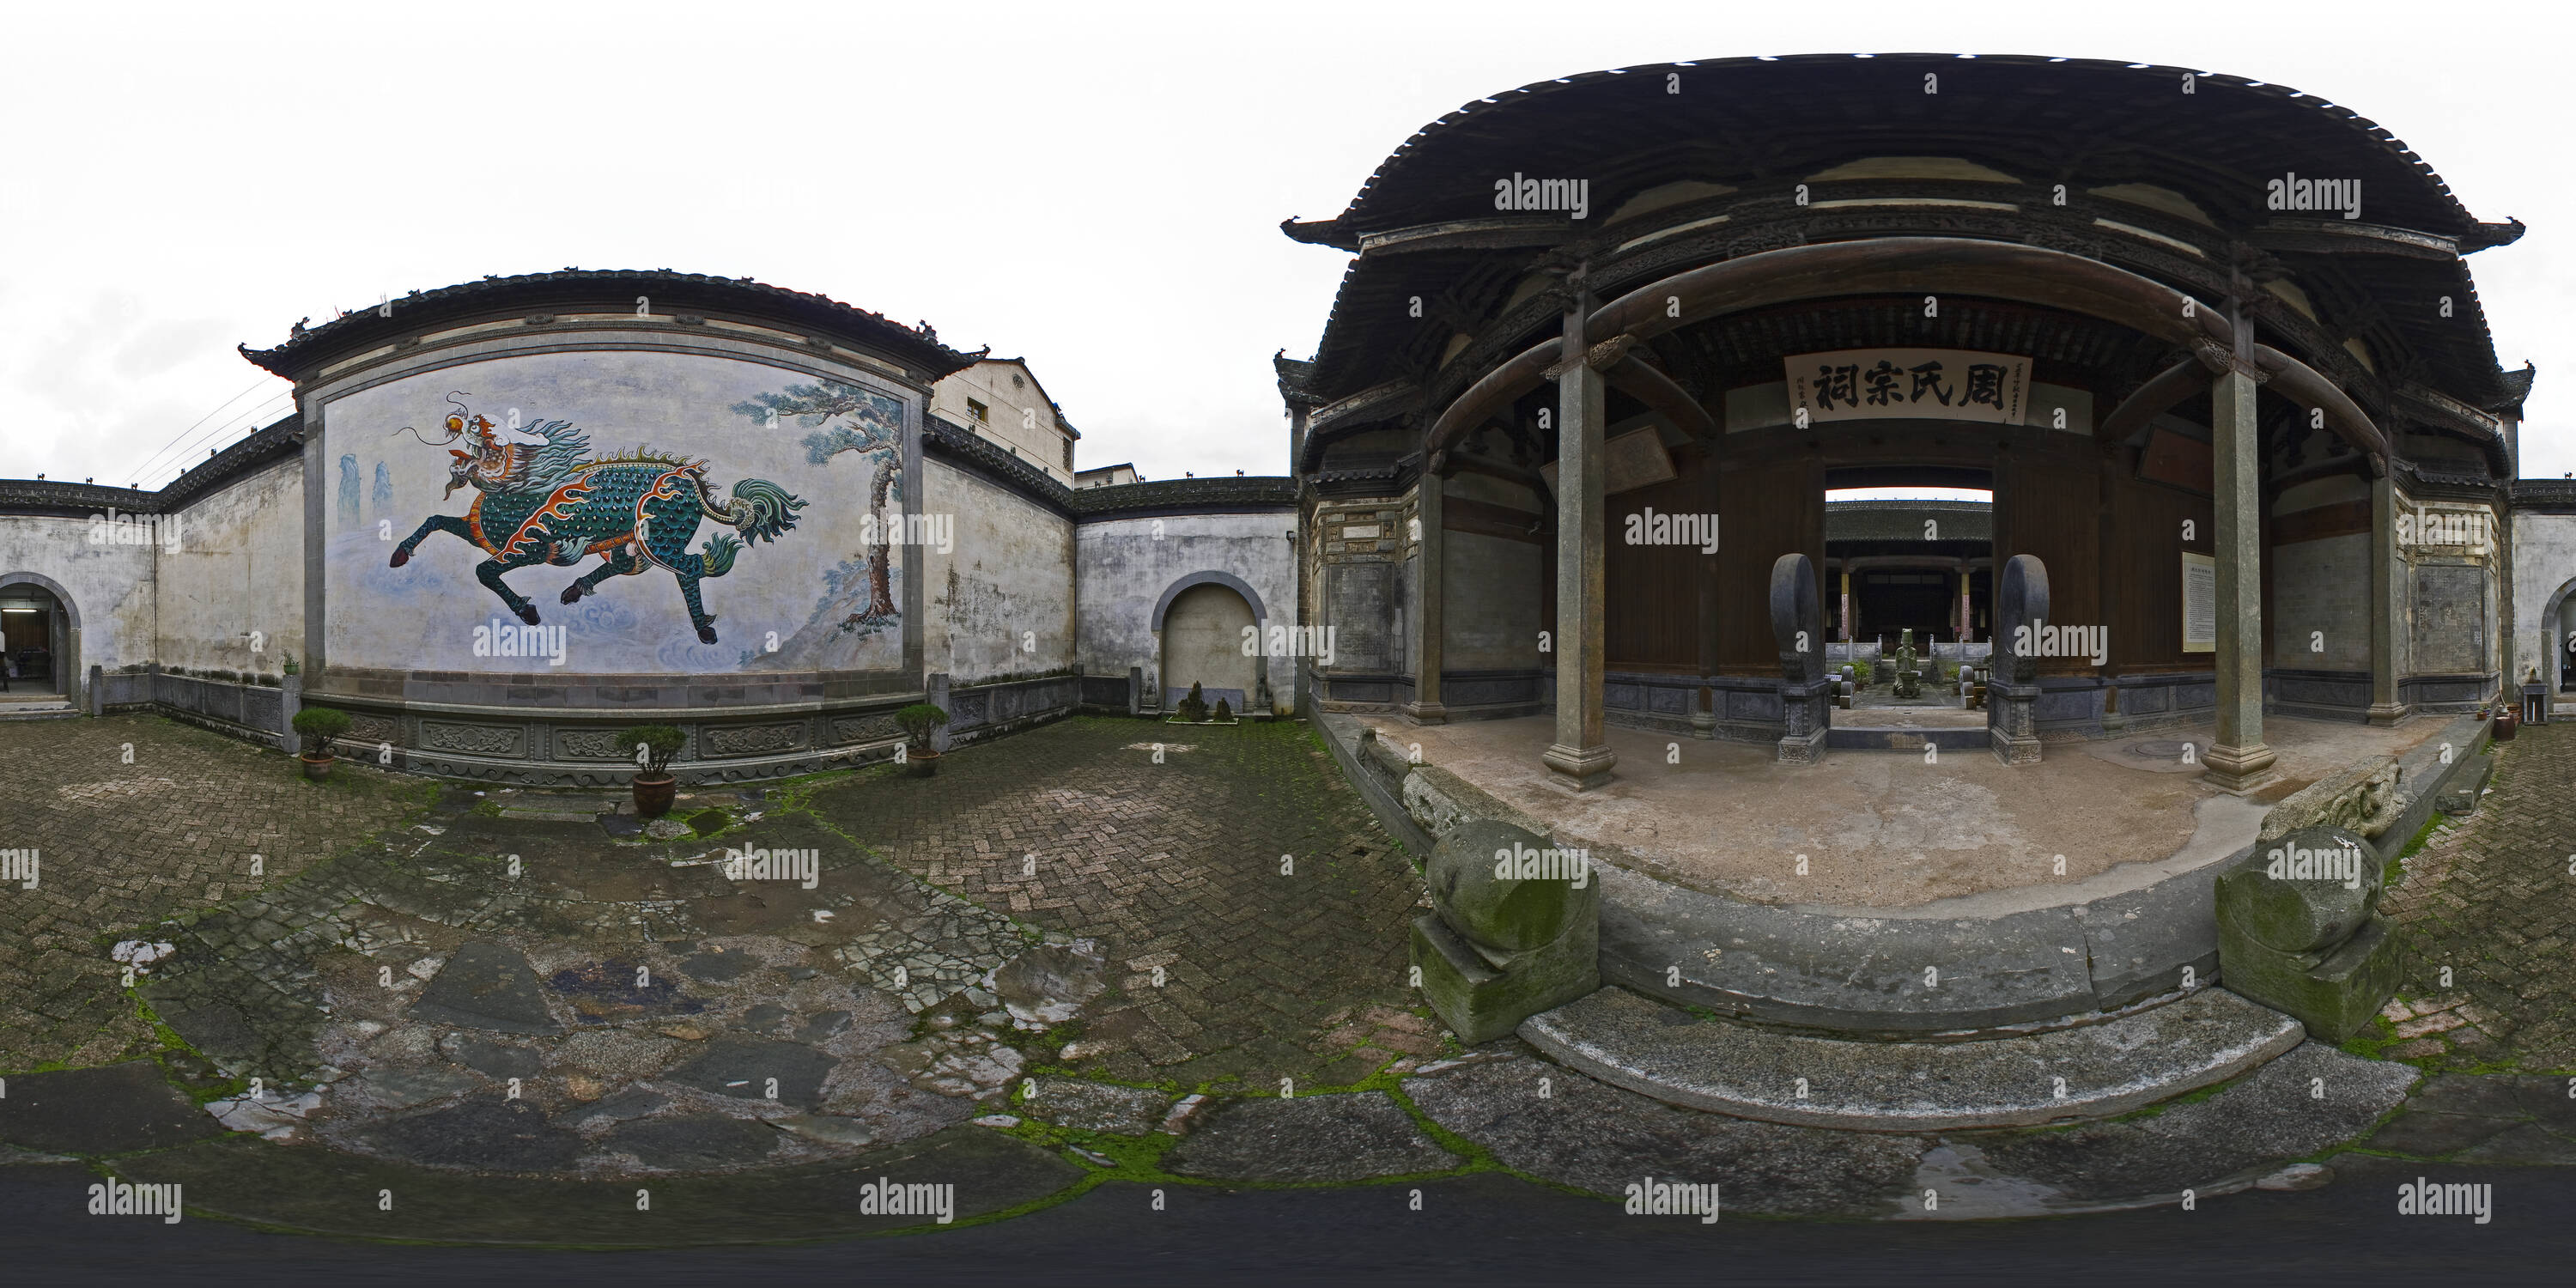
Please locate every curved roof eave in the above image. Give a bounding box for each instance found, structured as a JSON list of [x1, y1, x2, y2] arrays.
[[1326, 54, 2486, 240], [240, 269, 987, 385]]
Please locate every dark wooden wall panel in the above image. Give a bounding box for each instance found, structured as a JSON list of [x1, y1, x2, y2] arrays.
[[1606, 459, 1703, 671], [1996, 451, 2102, 677], [2105, 472, 2213, 671], [1715, 456, 1823, 672]]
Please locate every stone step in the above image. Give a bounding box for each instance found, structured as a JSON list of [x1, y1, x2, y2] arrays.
[[1520, 984, 2304, 1133], [1827, 725, 1989, 750], [0, 700, 74, 719]]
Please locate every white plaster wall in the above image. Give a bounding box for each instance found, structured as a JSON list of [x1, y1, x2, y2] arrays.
[[920, 459, 1076, 685], [0, 512, 156, 676], [1075, 510, 1297, 711], [930, 361, 1075, 484], [2511, 509, 2576, 686], [155, 461, 304, 677]]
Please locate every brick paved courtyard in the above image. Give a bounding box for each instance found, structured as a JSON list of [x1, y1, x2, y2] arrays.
[[0, 714, 428, 1071], [808, 717, 1436, 1091], [2379, 719, 2576, 1072], [0, 712, 1433, 1103]]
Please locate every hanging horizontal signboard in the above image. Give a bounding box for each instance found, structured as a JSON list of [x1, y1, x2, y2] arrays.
[[1786, 349, 2030, 425]]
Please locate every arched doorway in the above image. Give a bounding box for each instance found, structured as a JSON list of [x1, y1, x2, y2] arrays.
[[0, 574, 77, 705], [2542, 574, 2576, 702], [1153, 573, 1266, 714]]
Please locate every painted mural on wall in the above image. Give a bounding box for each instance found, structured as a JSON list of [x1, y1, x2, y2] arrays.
[[731, 379, 907, 671], [388, 403, 807, 645], [324, 350, 909, 675]]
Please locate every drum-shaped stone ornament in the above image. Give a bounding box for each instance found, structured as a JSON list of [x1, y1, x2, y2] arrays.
[[1426, 819, 1586, 954], [2218, 824, 2382, 955]]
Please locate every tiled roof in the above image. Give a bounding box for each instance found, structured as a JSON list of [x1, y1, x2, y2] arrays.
[[240, 269, 985, 383], [0, 414, 302, 517]]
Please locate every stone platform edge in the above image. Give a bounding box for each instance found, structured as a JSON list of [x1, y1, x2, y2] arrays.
[[1316, 710, 2494, 1036]]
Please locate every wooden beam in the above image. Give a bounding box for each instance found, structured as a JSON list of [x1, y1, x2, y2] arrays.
[[2253, 343, 2391, 463], [1425, 235, 2389, 475], [1611, 354, 1719, 440], [2099, 359, 2214, 445]]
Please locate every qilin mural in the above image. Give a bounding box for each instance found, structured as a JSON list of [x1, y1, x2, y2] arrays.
[[388, 396, 807, 644]]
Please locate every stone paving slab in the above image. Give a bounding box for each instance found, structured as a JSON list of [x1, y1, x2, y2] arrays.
[[664, 1038, 837, 1111], [599, 1114, 780, 1170], [0, 1060, 225, 1156], [113, 1122, 1083, 1245], [1161, 1092, 1463, 1182], [1021, 1078, 1170, 1136], [1957, 1042, 2416, 1207], [410, 942, 562, 1035], [2359, 1072, 2576, 1164], [358, 1099, 586, 1172], [1403, 1051, 1921, 1217], [1521, 985, 2304, 1131]]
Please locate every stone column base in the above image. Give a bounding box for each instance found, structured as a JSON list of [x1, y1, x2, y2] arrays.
[[2200, 742, 2279, 794], [1401, 701, 1450, 726], [1542, 742, 1617, 792], [2365, 702, 2409, 727], [1776, 726, 1827, 765], [1990, 726, 2043, 765]]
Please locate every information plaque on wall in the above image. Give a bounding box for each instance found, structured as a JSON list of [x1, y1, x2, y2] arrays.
[[2182, 552, 2216, 653]]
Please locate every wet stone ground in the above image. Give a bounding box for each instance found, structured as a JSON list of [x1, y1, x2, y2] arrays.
[[7, 712, 2561, 1239], [11, 714, 1441, 1188], [133, 774, 1091, 1178]]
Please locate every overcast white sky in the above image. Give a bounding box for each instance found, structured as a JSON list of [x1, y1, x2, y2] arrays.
[[4, 0, 2571, 490]]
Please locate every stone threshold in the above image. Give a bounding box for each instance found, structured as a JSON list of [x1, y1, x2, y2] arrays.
[[1520, 984, 2303, 1132]]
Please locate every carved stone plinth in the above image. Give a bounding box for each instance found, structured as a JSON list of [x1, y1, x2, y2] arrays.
[[1411, 819, 1600, 1044], [1542, 742, 1617, 792], [2200, 742, 2280, 795], [1988, 681, 2043, 764]]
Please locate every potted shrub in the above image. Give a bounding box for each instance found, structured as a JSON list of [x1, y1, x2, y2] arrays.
[[291, 707, 351, 781], [618, 725, 685, 817], [895, 702, 949, 777]]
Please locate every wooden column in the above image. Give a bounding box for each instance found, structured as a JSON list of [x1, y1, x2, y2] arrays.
[[1404, 461, 1448, 725], [2202, 283, 2278, 792], [1543, 283, 1616, 791], [1695, 450, 1722, 738]]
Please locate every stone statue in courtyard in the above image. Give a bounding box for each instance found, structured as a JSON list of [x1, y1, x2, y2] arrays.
[[1892, 629, 1923, 699]]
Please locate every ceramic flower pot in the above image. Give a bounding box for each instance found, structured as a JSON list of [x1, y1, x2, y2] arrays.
[[633, 774, 677, 818]]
